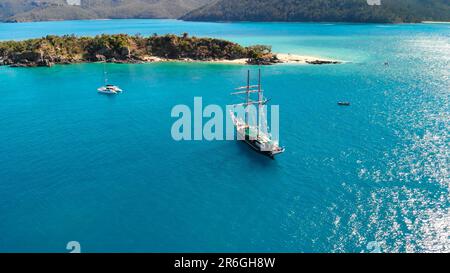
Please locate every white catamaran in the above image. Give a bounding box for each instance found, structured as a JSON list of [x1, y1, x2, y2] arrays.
[[230, 69, 285, 159], [97, 71, 123, 94]]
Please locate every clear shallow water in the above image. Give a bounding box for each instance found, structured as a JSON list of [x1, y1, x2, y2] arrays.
[[0, 20, 449, 253]]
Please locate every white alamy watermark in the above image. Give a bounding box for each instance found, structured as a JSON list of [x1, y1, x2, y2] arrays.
[[361, 241, 383, 253], [171, 97, 280, 145], [66, 241, 81, 253], [66, 0, 81, 5], [367, 0, 381, 6]]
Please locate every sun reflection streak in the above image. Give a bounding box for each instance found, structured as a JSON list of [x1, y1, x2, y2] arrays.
[[330, 35, 450, 253]]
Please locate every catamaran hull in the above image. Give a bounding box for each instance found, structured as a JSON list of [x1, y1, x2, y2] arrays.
[[97, 90, 117, 94]]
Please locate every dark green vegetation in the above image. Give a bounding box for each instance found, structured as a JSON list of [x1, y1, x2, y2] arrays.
[[182, 0, 450, 23], [0, 33, 278, 67], [1, 0, 448, 23], [0, 0, 211, 22]]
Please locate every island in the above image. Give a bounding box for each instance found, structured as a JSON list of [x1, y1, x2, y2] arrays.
[[0, 33, 341, 67]]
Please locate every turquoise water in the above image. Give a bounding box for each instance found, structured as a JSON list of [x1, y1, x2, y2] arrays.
[[0, 20, 449, 253]]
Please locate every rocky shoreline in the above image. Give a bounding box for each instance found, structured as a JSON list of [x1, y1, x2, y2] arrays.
[[0, 34, 341, 68], [0, 53, 341, 67]]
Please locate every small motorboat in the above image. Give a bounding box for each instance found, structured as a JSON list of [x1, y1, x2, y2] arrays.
[[98, 84, 123, 94], [337, 102, 351, 106]]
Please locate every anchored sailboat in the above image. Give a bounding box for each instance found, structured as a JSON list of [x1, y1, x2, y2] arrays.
[[230, 69, 285, 159], [97, 71, 123, 94]]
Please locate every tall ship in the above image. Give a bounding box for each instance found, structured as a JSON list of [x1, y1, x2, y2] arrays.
[[230, 69, 285, 159]]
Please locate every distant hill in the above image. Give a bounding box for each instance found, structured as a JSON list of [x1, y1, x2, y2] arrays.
[[0, 1, 98, 22], [0, 0, 212, 22], [2, 0, 449, 23], [79, 0, 212, 19], [181, 0, 450, 23]]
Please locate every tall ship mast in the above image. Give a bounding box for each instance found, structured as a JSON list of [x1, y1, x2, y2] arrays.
[[230, 69, 285, 159]]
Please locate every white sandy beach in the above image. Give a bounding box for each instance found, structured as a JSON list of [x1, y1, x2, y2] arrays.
[[275, 53, 341, 64], [422, 21, 450, 24], [140, 53, 341, 65]]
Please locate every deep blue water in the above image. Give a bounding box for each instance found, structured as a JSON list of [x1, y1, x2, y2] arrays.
[[0, 20, 449, 253]]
